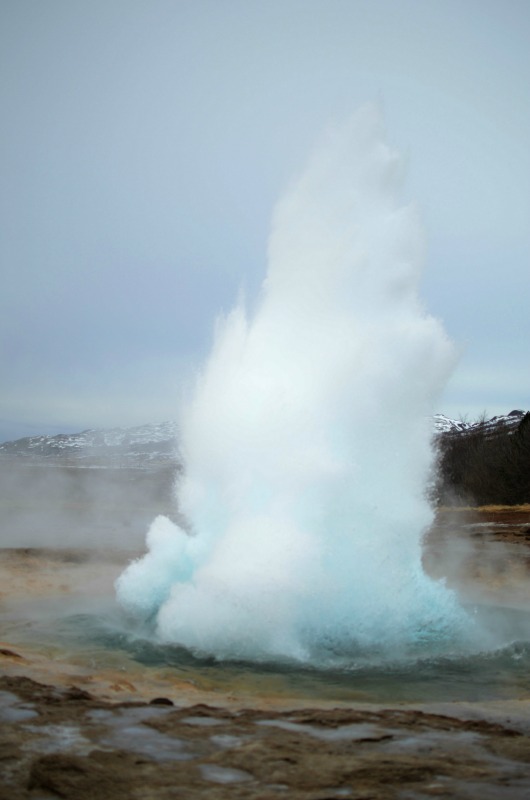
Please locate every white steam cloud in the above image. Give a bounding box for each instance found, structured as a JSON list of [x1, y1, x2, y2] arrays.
[[116, 106, 469, 663]]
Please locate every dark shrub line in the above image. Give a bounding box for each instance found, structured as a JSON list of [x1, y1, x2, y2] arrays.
[[433, 412, 530, 506]]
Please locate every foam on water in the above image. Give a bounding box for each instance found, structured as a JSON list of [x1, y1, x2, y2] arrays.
[[116, 105, 469, 663]]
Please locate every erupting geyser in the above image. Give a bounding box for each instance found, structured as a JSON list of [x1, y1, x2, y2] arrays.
[[117, 105, 468, 663]]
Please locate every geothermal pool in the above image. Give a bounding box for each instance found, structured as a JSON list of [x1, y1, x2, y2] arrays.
[[2, 509, 530, 707]]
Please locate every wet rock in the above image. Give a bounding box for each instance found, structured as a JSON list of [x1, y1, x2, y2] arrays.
[[0, 675, 529, 798]]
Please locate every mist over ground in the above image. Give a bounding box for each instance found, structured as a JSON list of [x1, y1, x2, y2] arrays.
[[0, 460, 177, 550]]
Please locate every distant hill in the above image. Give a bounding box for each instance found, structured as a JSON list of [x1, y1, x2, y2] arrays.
[[434, 410, 530, 506], [1, 411, 528, 506], [1, 412, 527, 466], [432, 409, 526, 437], [0, 421, 179, 469]]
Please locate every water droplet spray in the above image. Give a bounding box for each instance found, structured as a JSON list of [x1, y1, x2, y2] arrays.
[[117, 105, 468, 664]]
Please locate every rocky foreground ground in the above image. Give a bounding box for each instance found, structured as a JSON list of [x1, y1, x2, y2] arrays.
[[2, 672, 530, 800], [1, 506, 530, 798]]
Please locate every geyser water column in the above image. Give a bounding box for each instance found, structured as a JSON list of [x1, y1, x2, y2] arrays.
[[117, 105, 468, 663]]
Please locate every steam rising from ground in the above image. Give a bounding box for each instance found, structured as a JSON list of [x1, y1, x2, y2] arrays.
[[117, 106, 469, 663]]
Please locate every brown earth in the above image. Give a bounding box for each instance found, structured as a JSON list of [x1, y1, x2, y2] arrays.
[[2, 673, 530, 800], [424, 505, 530, 609]]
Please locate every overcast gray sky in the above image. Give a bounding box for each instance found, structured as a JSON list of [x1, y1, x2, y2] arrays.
[[1, 0, 528, 441]]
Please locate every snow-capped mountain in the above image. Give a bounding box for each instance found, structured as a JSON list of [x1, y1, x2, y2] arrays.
[[433, 410, 526, 437], [0, 421, 179, 468], [0, 411, 527, 468], [432, 414, 471, 434]]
